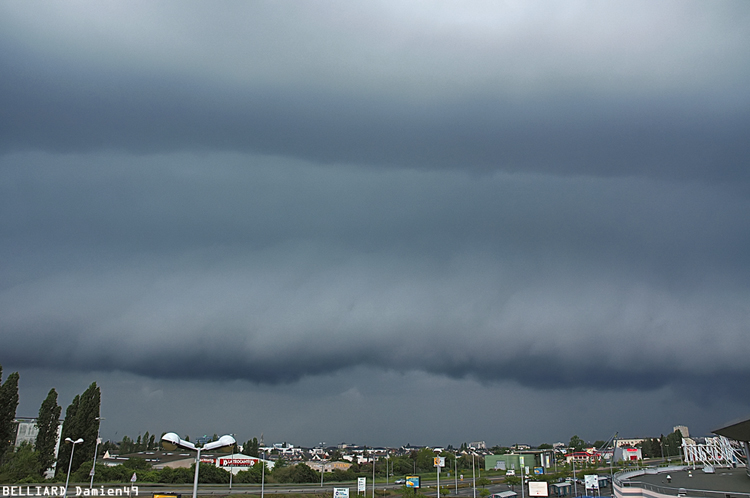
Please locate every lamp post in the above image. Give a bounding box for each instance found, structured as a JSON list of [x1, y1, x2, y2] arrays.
[[162, 432, 236, 498], [90, 417, 104, 489], [471, 449, 476, 498], [64, 437, 84, 497], [261, 448, 266, 498], [229, 434, 236, 490], [434, 449, 442, 498], [319, 443, 326, 488], [454, 454, 458, 496]]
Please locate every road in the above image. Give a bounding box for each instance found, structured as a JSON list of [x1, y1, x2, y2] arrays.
[[122, 476, 512, 497], [32, 476, 515, 497]]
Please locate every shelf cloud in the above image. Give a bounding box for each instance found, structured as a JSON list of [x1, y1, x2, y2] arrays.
[[1, 0, 749, 445]]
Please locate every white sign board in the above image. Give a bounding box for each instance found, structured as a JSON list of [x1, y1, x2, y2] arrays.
[[528, 482, 548, 497], [433, 457, 445, 467], [334, 488, 350, 498], [358, 477, 366, 492], [218, 457, 260, 467], [585, 475, 599, 490]]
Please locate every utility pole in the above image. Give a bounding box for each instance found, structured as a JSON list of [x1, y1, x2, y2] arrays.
[[89, 417, 104, 488]]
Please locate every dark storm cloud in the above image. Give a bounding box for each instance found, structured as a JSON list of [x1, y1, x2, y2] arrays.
[[2, 155, 749, 396], [1, 52, 748, 183], [2, 1, 750, 443], [1, 2, 749, 182]]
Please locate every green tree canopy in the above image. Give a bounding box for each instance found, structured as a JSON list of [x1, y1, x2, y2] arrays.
[[234, 461, 264, 483], [56, 394, 80, 477], [244, 437, 259, 457], [35, 388, 62, 476], [56, 382, 101, 477], [568, 435, 585, 452], [273, 463, 319, 483], [196, 462, 230, 484], [663, 431, 683, 458], [0, 443, 40, 484], [0, 370, 21, 463]]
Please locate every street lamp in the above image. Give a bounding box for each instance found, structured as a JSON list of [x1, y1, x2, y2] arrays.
[[454, 454, 458, 496], [261, 447, 266, 498], [470, 448, 476, 498], [228, 434, 236, 490], [90, 417, 104, 489], [64, 437, 84, 497], [161, 432, 236, 498]]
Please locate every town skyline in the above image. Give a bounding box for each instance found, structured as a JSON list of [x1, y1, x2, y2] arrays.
[[2, 1, 749, 452]]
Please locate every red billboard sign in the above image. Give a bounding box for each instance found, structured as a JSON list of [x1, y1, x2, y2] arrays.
[[218, 457, 260, 467]]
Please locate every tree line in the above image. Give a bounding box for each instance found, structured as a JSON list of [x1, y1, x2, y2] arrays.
[[0, 364, 101, 483], [638, 431, 684, 459]]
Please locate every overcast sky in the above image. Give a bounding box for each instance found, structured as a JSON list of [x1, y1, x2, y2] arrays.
[[2, 1, 749, 448]]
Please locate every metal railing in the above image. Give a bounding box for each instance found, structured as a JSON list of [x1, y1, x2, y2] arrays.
[[613, 467, 750, 498]]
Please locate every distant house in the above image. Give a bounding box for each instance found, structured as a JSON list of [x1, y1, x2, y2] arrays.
[[614, 447, 642, 462], [564, 451, 600, 465], [307, 461, 353, 473], [615, 438, 646, 448]]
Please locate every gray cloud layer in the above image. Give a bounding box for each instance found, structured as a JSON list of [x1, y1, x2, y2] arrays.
[[1, 1, 749, 442], [2, 154, 748, 398], [1, 2, 749, 181]]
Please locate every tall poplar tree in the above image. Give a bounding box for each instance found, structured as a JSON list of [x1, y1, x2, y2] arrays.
[[55, 394, 80, 477], [55, 383, 101, 477], [0, 368, 21, 463], [74, 383, 101, 472], [35, 388, 62, 476]]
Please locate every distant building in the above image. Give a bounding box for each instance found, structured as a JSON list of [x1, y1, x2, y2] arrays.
[[564, 451, 600, 465], [307, 461, 353, 473], [615, 438, 646, 448], [469, 441, 486, 450], [13, 417, 62, 479], [613, 447, 642, 462], [712, 416, 750, 478], [486, 453, 538, 471], [673, 425, 689, 438], [14, 418, 40, 447]]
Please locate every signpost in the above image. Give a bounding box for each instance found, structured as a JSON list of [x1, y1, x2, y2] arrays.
[[528, 482, 548, 497], [434, 456, 445, 498], [334, 488, 350, 498], [585, 474, 600, 496], [406, 476, 420, 489]]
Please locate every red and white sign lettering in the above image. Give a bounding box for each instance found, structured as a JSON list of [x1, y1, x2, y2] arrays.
[[218, 458, 260, 467]]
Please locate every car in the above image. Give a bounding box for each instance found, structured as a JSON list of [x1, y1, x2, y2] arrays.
[[394, 479, 406, 485], [506, 470, 516, 476]]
